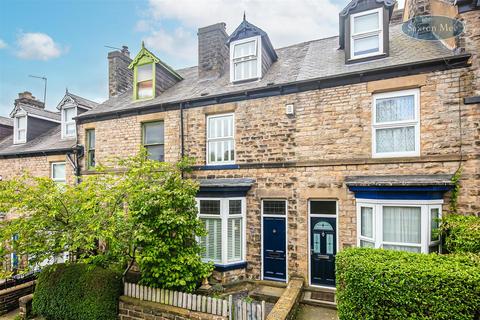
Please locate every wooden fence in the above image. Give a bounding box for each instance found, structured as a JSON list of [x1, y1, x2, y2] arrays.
[[124, 282, 266, 320]]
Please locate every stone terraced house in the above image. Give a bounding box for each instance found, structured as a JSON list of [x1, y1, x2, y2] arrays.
[[0, 0, 479, 298]]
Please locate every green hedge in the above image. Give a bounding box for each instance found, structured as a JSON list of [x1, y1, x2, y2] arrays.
[[336, 248, 480, 320], [32, 263, 122, 320], [442, 214, 480, 254]]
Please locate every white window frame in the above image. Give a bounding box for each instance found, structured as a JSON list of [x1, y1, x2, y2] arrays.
[[51, 162, 66, 184], [372, 89, 420, 158], [196, 197, 246, 266], [350, 7, 384, 60], [230, 36, 262, 83], [356, 199, 443, 254], [14, 115, 27, 144], [206, 113, 235, 165], [61, 106, 77, 139]]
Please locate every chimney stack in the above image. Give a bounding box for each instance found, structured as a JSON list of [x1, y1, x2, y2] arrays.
[[404, 0, 431, 21], [198, 23, 229, 79], [14, 91, 44, 109], [108, 45, 133, 97]]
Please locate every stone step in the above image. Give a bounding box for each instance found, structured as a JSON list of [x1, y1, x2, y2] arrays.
[[301, 289, 337, 310], [250, 284, 286, 303]]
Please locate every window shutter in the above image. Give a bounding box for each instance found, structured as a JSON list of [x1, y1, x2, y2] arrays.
[[228, 218, 242, 261], [201, 218, 222, 262]]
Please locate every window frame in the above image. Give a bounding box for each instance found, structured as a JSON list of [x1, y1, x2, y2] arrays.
[[230, 36, 262, 83], [61, 106, 77, 139], [206, 113, 235, 166], [356, 199, 442, 253], [135, 62, 155, 100], [142, 121, 165, 162], [86, 129, 95, 169], [196, 197, 246, 266], [51, 162, 66, 184], [14, 115, 27, 144], [349, 7, 384, 60], [372, 88, 421, 158]]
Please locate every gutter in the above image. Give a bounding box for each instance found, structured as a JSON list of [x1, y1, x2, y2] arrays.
[[75, 54, 472, 124], [0, 147, 75, 159]]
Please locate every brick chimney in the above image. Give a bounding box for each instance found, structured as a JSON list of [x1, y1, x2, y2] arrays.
[[198, 23, 229, 79], [14, 91, 44, 109], [108, 46, 133, 97]]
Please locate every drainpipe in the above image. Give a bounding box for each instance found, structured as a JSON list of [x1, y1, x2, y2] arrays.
[[180, 102, 186, 179]]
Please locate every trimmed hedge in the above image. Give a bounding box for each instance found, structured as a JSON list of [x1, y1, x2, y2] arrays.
[[442, 214, 480, 254], [336, 248, 480, 320], [32, 263, 122, 320]]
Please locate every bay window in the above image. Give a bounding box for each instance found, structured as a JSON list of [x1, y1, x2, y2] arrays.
[[357, 200, 442, 253], [207, 114, 235, 165], [197, 198, 245, 265], [350, 8, 383, 59], [230, 36, 261, 82], [14, 115, 27, 144], [372, 89, 420, 158]]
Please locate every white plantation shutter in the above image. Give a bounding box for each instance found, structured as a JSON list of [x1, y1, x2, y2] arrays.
[[207, 114, 235, 164], [227, 218, 242, 261], [200, 218, 222, 262]]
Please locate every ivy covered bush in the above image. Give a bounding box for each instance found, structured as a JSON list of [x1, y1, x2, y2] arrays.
[[441, 214, 480, 254], [32, 263, 122, 320], [336, 248, 480, 320]]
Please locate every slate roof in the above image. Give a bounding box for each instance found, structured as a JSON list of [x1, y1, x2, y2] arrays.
[[0, 116, 13, 127], [0, 126, 75, 156], [16, 104, 61, 122], [78, 24, 457, 120], [345, 174, 454, 186], [67, 92, 99, 110]]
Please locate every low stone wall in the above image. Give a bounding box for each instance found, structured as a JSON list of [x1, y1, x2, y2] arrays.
[[119, 295, 228, 320], [266, 278, 303, 320], [19, 294, 33, 319], [0, 280, 35, 315]]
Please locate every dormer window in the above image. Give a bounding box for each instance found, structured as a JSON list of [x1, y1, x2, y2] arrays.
[[62, 107, 76, 138], [14, 115, 27, 144], [136, 63, 154, 99], [350, 8, 383, 60], [230, 36, 261, 82]]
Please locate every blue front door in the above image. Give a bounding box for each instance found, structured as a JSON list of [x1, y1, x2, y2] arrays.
[[310, 217, 337, 286], [263, 217, 286, 281]]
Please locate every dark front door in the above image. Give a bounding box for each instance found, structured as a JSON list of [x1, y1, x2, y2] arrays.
[[310, 217, 336, 286], [263, 217, 286, 281]]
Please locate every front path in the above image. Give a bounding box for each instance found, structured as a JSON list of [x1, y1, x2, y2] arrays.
[[295, 304, 338, 320]]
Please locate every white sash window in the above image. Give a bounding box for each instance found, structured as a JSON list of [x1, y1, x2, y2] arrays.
[[372, 89, 420, 158], [207, 114, 235, 165], [230, 36, 262, 82], [350, 8, 383, 59]]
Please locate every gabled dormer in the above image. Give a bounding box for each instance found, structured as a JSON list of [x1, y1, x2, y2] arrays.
[[339, 0, 396, 63], [9, 91, 60, 145], [226, 17, 278, 83], [128, 43, 183, 101], [57, 90, 99, 139]]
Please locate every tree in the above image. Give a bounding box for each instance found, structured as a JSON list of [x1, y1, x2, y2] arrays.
[[0, 151, 213, 291]]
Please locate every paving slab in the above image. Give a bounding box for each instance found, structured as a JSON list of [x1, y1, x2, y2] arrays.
[[295, 304, 338, 320]]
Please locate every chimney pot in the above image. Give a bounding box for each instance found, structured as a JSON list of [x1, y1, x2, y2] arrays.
[[15, 91, 44, 109], [121, 46, 130, 57]]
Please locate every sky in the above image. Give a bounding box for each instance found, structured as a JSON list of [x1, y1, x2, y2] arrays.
[[0, 0, 404, 117]]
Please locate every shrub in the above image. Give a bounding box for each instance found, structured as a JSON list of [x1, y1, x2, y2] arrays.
[[336, 248, 480, 320], [442, 214, 480, 254], [32, 263, 122, 320]]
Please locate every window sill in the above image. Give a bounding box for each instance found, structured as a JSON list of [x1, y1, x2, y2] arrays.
[[346, 53, 388, 64], [214, 261, 247, 272], [201, 164, 240, 170], [372, 152, 421, 159]]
